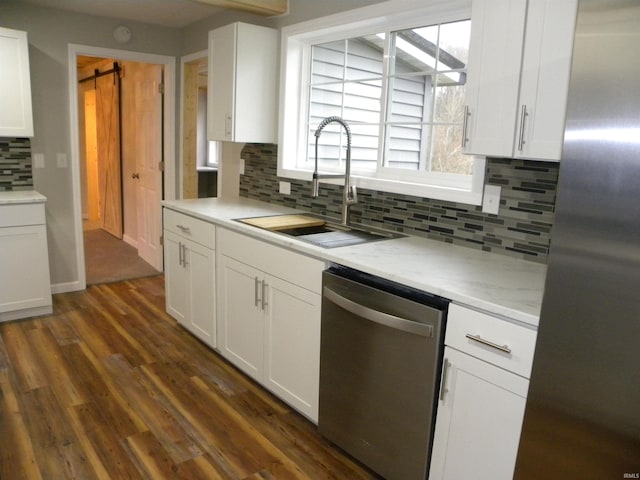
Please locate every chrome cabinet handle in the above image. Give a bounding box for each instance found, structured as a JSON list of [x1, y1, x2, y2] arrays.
[[465, 333, 512, 354], [461, 105, 470, 148], [176, 224, 191, 234], [181, 244, 188, 267], [323, 286, 433, 338], [254, 277, 261, 307], [439, 358, 451, 401], [225, 114, 232, 139], [178, 241, 183, 266], [261, 281, 268, 311], [518, 104, 528, 151]]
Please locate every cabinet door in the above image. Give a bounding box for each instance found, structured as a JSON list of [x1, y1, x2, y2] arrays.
[[208, 23, 235, 141], [164, 230, 188, 325], [264, 275, 321, 422], [0, 27, 33, 137], [217, 255, 264, 382], [0, 225, 51, 314], [515, 0, 577, 160], [184, 240, 216, 348], [207, 23, 277, 143], [463, 0, 527, 157], [429, 347, 529, 480]]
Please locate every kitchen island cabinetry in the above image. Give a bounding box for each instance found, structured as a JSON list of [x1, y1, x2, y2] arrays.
[[429, 304, 537, 479], [463, 0, 577, 160], [0, 27, 33, 137], [207, 22, 278, 143], [217, 228, 324, 422], [0, 195, 51, 322], [163, 208, 216, 347]]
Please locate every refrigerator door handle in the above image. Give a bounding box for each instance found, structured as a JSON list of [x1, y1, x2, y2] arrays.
[[465, 333, 512, 354]]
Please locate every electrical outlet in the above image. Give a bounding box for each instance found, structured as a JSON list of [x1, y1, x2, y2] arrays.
[[279, 181, 291, 195], [482, 185, 501, 215], [239, 158, 245, 175]]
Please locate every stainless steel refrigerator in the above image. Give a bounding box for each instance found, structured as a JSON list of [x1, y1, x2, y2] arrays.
[[514, 0, 640, 478]]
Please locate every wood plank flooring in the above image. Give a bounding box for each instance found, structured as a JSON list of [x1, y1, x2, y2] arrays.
[[0, 276, 380, 479]]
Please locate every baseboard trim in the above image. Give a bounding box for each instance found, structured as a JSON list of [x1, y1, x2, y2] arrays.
[[123, 234, 138, 249], [51, 280, 84, 294]]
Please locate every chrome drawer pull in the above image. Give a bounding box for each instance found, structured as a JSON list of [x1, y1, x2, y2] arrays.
[[465, 333, 512, 354], [176, 224, 191, 233]]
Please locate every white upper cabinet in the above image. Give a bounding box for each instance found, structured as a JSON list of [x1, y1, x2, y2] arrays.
[[207, 22, 278, 143], [0, 27, 34, 137], [463, 0, 577, 161]]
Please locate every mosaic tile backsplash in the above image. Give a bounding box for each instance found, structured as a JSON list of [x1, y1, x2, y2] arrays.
[[0, 138, 33, 191], [239, 144, 559, 264]]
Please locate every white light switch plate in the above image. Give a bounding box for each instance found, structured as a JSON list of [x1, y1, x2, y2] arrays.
[[33, 153, 45, 169], [239, 158, 245, 175], [56, 153, 68, 168], [482, 185, 501, 215]]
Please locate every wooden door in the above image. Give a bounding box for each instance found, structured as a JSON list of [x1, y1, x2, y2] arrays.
[[131, 63, 163, 271], [95, 72, 123, 238]]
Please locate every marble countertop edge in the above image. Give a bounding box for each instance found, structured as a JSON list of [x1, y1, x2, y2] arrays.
[[163, 197, 546, 327]]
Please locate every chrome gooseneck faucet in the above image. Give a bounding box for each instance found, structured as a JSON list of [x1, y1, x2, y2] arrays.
[[312, 116, 357, 226]]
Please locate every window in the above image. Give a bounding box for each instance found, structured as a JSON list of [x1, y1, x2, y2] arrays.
[[279, 0, 485, 205]]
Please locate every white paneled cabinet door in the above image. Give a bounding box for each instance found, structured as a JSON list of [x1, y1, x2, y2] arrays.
[[164, 230, 216, 347], [184, 240, 216, 347], [264, 275, 321, 421], [0, 225, 50, 315], [429, 347, 529, 480], [0, 27, 33, 137], [463, 0, 577, 161], [207, 22, 277, 143], [217, 255, 264, 382], [515, 0, 578, 160], [164, 231, 188, 325], [463, 0, 527, 157]]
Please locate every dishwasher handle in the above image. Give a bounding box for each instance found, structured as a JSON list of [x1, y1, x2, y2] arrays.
[[323, 286, 434, 338]]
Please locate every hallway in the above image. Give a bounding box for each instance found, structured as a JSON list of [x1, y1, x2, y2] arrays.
[[83, 221, 159, 285]]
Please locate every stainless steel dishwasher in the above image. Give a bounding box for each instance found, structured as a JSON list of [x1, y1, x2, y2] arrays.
[[319, 265, 448, 480]]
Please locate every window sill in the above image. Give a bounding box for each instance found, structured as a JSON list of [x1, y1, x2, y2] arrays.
[[277, 161, 485, 206]]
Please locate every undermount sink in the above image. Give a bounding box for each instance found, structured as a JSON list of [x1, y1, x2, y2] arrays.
[[235, 214, 403, 248]]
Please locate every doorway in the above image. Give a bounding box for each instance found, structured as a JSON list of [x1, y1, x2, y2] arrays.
[[67, 45, 176, 292], [180, 50, 219, 199], [76, 55, 165, 285]]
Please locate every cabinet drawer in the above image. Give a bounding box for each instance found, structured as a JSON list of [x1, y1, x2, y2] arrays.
[[218, 228, 325, 293], [0, 203, 45, 227], [164, 208, 215, 249], [446, 304, 537, 378]]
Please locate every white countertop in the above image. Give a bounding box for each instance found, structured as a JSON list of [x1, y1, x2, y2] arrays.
[[163, 197, 546, 327], [0, 190, 47, 205]]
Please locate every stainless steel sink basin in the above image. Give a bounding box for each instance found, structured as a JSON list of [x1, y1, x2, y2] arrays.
[[235, 215, 403, 248]]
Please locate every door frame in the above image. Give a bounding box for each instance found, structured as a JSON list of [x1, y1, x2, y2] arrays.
[[67, 44, 176, 291], [179, 49, 208, 199]]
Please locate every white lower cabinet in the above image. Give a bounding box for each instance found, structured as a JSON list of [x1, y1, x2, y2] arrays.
[[217, 228, 323, 422], [429, 347, 529, 480], [429, 304, 536, 480], [163, 208, 216, 347], [0, 200, 52, 322]]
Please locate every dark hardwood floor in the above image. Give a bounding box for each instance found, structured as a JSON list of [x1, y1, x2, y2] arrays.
[[0, 276, 380, 479]]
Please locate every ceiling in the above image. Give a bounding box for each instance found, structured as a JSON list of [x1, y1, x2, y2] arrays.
[[17, 0, 286, 28]]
